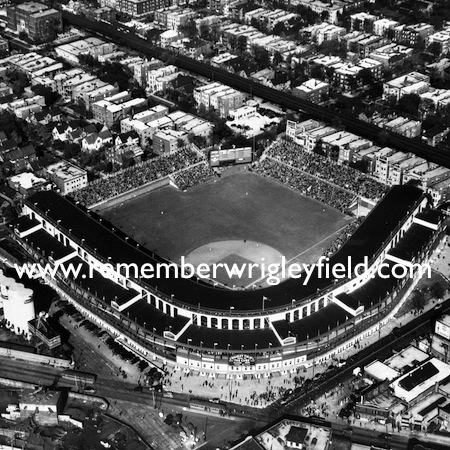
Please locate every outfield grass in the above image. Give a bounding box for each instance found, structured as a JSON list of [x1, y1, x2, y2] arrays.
[[100, 172, 351, 265]]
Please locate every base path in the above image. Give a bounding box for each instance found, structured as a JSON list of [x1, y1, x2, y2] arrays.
[[185, 240, 285, 288]]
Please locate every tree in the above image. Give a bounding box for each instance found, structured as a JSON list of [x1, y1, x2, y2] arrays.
[[359, 68, 373, 85], [310, 65, 324, 81], [397, 93, 421, 117], [320, 10, 329, 22], [363, 20, 373, 34], [146, 28, 162, 45], [6, 68, 30, 96], [63, 142, 81, 159], [227, 35, 237, 51], [347, 75, 358, 92], [325, 66, 335, 83], [31, 84, 60, 106], [348, 41, 358, 54], [273, 22, 287, 36], [352, 18, 362, 31], [272, 51, 283, 68], [427, 41, 442, 58], [1, 204, 17, 223], [429, 282, 446, 300], [236, 35, 247, 54], [419, 99, 436, 120], [411, 290, 426, 311], [18, 31, 29, 42], [177, 138, 186, 149], [253, 47, 270, 71], [178, 19, 198, 40]]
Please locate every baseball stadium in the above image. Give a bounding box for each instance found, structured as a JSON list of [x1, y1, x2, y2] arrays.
[[10, 171, 446, 375]]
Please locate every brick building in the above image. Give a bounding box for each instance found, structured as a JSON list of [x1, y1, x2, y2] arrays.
[[7, 2, 61, 43]]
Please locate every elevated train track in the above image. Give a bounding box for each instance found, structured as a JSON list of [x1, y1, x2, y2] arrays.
[[62, 11, 450, 169]]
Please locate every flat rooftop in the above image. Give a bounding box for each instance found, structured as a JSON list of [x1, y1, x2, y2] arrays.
[[385, 345, 429, 373], [391, 359, 450, 404], [364, 360, 399, 381]]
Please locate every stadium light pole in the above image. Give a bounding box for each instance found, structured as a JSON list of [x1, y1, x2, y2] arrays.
[[187, 338, 192, 369]]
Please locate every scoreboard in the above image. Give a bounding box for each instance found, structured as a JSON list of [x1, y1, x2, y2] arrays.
[[210, 147, 252, 167]]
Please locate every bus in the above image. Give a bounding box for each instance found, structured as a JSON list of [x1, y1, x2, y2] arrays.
[[61, 369, 97, 386]]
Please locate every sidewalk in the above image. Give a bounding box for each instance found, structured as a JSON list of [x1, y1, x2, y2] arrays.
[[289, 241, 450, 444]]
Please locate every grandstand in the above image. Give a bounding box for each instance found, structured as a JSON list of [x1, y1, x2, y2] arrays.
[[10, 183, 445, 374]]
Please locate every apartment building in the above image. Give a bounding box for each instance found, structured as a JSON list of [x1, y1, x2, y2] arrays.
[[61, 73, 97, 101], [350, 12, 377, 32], [403, 163, 450, 189], [72, 79, 108, 105], [44, 161, 87, 195], [338, 138, 373, 164], [346, 33, 387, 58], [146, 65, 179, 93], [116, 0, 166, 18], [153, 129, 188, 155], [422, 125, 450, 147], [300, 125, 337, 152], [286, 119, 322, 141], [154, 7, 196, 31], [332, 63, 362, 91], [384, 117, 421, 138], [292, 78, 329, 104], [92, 97, 147, 127], [315, 24, 346, 45], [6, 2, 61, 43], [383, 72, 430, 101], [427, 25, 450, 56], [321, 131, 360, 160], [358, 58, 383, 79], [6, 52, 63, 79], [393, 23, 434, 47], [388, 155, 426, 186], [55, 38, 115, 65], [374, 151, 409, 184], [194, 82, 246, 118], [133, 58, 164, 86], [134, 105, 169, 123], [369, 43, 413, 68], [373, 18, 399, 37], [291, 0, 344, 24]]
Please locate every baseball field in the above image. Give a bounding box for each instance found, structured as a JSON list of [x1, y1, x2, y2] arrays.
[[100, 172, 352, 288]]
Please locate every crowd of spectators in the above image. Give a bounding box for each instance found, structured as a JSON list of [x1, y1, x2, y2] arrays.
[[255, 159, 355, 213], [71, 148, 203, 206], [323, 217, 364, 257], [267, 141, 387, 201], [172, 163, 217, 191]]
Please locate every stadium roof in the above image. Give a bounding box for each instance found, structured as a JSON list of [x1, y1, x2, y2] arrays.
[[25, 185, 424, 312], [24, 229, 76, 262]]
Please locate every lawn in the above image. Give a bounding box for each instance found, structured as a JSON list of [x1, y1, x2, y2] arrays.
[[100, 172, 351, 269]]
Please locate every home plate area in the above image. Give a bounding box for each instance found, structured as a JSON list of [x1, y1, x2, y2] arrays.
[[185, 240, 283, 289]]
